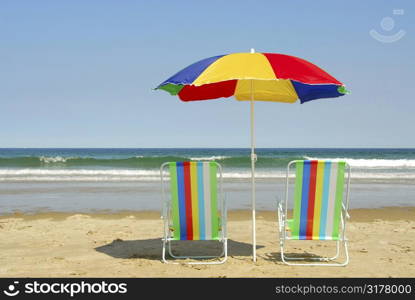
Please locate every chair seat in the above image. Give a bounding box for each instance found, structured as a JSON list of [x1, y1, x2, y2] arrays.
[[284, 219, 340, 241], [169, 236, 222, 241], [168, 215, 222, 241]]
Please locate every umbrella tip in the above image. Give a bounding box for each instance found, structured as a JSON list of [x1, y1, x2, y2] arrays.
[[250, 48, 255, 53]]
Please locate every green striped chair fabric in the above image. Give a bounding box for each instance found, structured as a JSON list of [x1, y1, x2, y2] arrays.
[[287, 160, 346, 241], [168, 161, 221, 241]]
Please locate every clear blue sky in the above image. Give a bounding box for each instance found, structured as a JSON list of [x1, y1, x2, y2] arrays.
[[0, 0, 414, 148]]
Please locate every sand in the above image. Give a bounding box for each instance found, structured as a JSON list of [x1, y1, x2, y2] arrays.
[[0, 207, 414, 277]]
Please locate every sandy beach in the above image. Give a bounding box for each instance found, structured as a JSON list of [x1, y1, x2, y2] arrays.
[[0, 207, 414, 277]]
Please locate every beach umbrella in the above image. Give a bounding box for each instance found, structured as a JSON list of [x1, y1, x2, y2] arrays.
[[156, 49, 348, 261]]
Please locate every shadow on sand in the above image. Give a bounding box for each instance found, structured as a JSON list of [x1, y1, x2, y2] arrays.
[[95, 238, 264, 260], [263, 251, 331, 263]]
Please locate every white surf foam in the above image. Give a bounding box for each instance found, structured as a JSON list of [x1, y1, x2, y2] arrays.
[[0, 169, 161, 181], [39, 156, 70, 163], [222, 171, 415, 180], [188, 156, 230, 161], [0, 168, 413, 182], [304, 157, 415, 168], [0, 169, 160, 176]]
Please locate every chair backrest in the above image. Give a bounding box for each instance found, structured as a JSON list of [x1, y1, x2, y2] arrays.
[[290, 160, 346, 241], [168, 161, 220, 241]]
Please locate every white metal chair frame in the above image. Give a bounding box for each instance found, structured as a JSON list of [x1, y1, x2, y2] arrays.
[[277, 160, 351, 266], [160, 161, 228, 264]]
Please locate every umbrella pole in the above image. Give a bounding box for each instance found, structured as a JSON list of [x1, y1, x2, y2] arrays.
[[250, 78, 257, 262]]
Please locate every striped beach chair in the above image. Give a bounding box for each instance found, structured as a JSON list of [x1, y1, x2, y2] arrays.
[[278, 160, 351, 266], [160, 161, 227, 264]]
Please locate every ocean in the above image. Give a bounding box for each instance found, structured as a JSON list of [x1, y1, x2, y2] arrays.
[[0, 148, 414, 214]]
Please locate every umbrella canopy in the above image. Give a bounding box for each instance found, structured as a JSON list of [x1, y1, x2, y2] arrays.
[[156, 52, 347, 102], [156, 51, 347, 262]]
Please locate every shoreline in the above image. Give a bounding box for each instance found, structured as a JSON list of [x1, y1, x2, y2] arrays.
[[1, 206, 414, 222], [2, 181, 414, 213]]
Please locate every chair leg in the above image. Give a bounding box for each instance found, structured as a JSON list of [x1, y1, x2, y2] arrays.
[[341, 240, 349, 266], [162, 239, 168, 264], [222, 238, 228, 264], [161, 214, 170, 264], [326, 241, 341, 261]]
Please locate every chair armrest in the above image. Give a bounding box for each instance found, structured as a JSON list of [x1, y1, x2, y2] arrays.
[[161, 198, 171, 219], [342, 203, 350, 219], [277, 197, 283, 212], [277, 199, 283, 216], [277, 198, 284, 231]]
